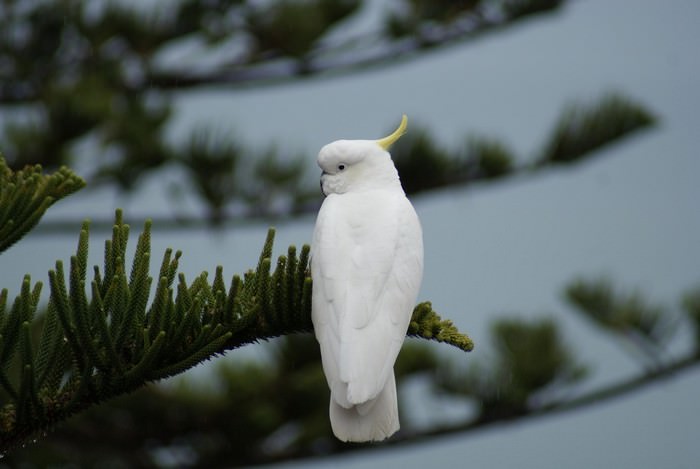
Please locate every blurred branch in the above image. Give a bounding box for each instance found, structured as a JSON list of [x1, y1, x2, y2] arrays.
[[20, 91, 656, 234], [536, 92, 656, 165], [0, 0, 565, 103], [0, 1, 657, 231], [682, 287, 700, 349], [565, 277, 678, 368], [372, 352, 700, 458], [0, 0, 573, 219], [253, 317, 700, 466], [447, 317, 588, 418]]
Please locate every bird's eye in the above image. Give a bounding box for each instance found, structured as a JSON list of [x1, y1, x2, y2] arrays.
[[338, 164, 346, 171]]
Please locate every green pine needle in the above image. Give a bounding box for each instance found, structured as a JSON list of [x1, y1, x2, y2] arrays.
[[539, 92, 656, 165], [0, 157, 85, 254], [0, 212, 472, 452], [408, 302, 474, 352]]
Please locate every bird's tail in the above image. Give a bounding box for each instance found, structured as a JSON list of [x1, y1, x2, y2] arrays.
[[329, 372, 399, 442]]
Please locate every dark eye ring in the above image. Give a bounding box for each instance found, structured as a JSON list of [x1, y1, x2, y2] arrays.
[[338, 164, 346, 171]]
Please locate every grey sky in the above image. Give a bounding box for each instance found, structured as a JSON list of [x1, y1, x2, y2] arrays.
[[1, 0, 699, 467]]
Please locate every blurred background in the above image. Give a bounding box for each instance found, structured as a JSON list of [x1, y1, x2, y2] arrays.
[[1, 0, 699, 467]]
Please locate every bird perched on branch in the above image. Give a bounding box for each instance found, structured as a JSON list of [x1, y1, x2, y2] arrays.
[[311, 115, 424, 442]]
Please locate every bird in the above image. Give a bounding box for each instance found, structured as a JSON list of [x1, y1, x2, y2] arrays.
[[311, 115, 424, 442]]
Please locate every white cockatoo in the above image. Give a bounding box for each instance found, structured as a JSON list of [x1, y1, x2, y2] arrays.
[[311, 115, 423, 442]]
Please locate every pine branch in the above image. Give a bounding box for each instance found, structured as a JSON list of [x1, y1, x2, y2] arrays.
[[408, 302, 474, 352], [0, 156, 85, 253], [0, 0, 565, 104], [681, 287, 700, 349], [0, 0, 575, 218], [0, 210, 472, 453], [565, 277, 677, 367], [276, 352, 700, 467], [536, 92, 656, 165], [23, 91, 657, 234], [247, 312, 699, 466]]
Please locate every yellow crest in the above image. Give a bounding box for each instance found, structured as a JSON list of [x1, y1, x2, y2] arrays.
[[376, 115, 408, 150]]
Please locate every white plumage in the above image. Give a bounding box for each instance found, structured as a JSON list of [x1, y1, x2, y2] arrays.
[[311, 116, 423, 442]]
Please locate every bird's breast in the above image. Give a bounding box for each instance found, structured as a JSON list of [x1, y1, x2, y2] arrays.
[[327, 190, 401, 224]]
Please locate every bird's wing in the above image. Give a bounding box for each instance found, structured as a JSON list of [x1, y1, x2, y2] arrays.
[[312, 191, 423, 406]]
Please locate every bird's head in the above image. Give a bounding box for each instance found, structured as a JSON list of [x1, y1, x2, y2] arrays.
[[318, 115, 408, 196]]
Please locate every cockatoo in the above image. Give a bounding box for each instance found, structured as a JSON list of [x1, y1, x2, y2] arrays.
[[311, 115, 423, 442]]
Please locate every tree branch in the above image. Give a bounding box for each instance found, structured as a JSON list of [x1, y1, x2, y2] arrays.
[[254, 351, 700, 465], [0, 157, 85, 252], [0, 210, 472, 453], [0, 0, 566, 104]]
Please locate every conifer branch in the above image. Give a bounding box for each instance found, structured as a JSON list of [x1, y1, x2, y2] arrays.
[[537, 92, 656, 165], [0, 210, 472, 453], [21, 91, 656, 234], [0, 156, 85, 253], [1, 0, 564, 104], [271, 351, 699, 466], [408, 302, 474, 352]]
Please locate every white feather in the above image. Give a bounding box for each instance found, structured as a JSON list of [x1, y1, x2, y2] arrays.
[[311, 137, 423, 442]]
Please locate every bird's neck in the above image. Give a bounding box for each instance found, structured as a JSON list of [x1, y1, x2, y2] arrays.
[[353, 171, 403, 193]]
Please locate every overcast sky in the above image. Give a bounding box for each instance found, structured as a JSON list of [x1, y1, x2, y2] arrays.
[[2, 0, 699, 467]]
